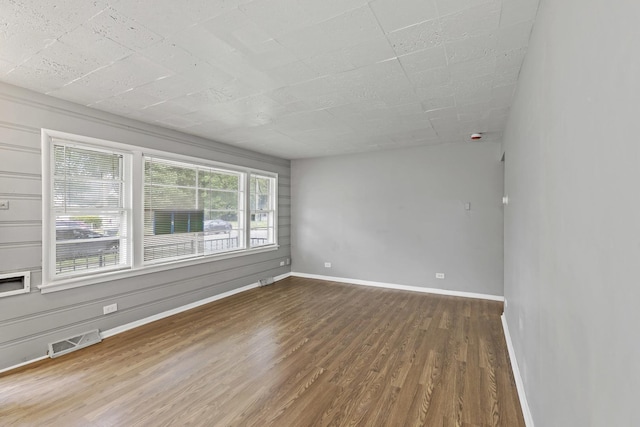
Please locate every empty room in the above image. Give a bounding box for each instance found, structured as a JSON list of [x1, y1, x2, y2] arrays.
[[0, 0, 638, 426]]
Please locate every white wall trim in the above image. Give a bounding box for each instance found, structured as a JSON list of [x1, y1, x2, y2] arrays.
[[291, 272, 504, 301], [101, 272, 291, 339], [99, 281, 260, 338], [274, 272, 292, 281], [101, 273, 289, 339], [0, 355, 48, 375], [501, 314, 535, 427]]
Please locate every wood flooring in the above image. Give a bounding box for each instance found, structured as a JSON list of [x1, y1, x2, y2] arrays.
[[0, 277, 525, 426]]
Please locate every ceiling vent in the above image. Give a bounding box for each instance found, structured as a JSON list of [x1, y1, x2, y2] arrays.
[[48, 329, 102, 358]]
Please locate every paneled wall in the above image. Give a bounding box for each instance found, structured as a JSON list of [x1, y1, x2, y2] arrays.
[[0, 82, 291, 371]]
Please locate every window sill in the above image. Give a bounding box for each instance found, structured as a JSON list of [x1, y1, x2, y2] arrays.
[[39, 245, 280, 294]]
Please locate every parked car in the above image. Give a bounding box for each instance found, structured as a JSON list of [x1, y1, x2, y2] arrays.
[[204, 219, 232, 234], [56, 225, 119, 261]]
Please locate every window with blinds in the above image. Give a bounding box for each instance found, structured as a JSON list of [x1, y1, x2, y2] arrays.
[[51, 142, 131, 277], [144, 157, 244, 264], [250, 174, 276, 247], [43, 130, 278, 287]]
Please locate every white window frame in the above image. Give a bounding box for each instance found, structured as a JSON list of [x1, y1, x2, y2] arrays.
[[249, 173, 278, 248], [142, 155, 247, 264], [41, 129, 279, 293]]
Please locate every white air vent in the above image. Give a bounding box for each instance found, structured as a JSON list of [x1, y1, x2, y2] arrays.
[[48, 329, 102, 358], [0, 271, 30, 298]]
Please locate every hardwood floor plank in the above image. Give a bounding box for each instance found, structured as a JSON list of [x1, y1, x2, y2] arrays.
[[0, 277, 524, 426]]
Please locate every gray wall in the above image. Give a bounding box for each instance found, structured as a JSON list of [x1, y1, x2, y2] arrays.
[[0, 82, 291, 371], [291, 143, 504, 296], [503, 0, 640, 425]]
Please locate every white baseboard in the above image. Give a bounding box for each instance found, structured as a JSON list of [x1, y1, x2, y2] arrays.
[[290, 272, 504, 302], [102, 272, 292, 339], [274, 272, 292, 281], [102, 274, 291, 339], [0, 355, 49, 375], [501, 314, 535, 426]]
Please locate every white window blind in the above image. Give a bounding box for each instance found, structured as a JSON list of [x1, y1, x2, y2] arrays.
[[52, 142, 131, 277], [143, 157, 244, 264], [250, 174, 276, 247]]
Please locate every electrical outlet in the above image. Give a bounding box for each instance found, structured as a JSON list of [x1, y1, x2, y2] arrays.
[[435, 273, 445, 279], [504, 298, 508, 309], [103, 303, 118, 315], [324, 262, 331, 268], [0, 200, 8, 210], [279, 261, 285, 266], [286, 258, 290, 265]]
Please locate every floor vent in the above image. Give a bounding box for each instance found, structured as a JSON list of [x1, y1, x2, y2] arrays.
[[48, 329, 102, 358], [259, 277, 275, 287]]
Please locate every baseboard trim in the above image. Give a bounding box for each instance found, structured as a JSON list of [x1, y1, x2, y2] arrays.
[[274, 272, 292, 281], [501, 314, 535, 426], [290, 272, 504, 302], [102, 275, 291, 339], [0, 355, 48, 375], [100, 281, 260, 339]]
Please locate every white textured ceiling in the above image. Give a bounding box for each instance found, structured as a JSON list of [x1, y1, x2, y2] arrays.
[[0, 0, 538, 159]]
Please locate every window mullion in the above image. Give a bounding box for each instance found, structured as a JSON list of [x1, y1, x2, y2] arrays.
[[245, 172, 251, 250], [195, 167, 200, 256], [132, 151, 144, 269]]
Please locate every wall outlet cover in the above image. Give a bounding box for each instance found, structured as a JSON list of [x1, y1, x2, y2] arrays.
[[103, 303, 118, 315]]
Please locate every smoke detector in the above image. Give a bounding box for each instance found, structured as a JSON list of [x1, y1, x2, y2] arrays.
[[470, 133, 482, 140]]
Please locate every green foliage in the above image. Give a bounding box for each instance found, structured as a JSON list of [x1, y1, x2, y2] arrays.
[[250, 176, 270, 193], [199, 170, 239, 190], [144, 160, 242, 223], [71, 216, 102, 229]]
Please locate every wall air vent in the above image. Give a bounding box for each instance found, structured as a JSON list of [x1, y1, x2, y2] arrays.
[[0, 271, 30, 298], [48, 329, 102, 358]]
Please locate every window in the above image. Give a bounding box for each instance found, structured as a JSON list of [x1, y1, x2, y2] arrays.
[[49, 141, 131, 278], [144, 157, 244, 264], [43, 130, 278, 288], [250, 174, 277, 247]]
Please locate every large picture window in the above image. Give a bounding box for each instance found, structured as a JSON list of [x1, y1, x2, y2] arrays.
[[144, 157, 244, 264], [42, 130, 278, 288]]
